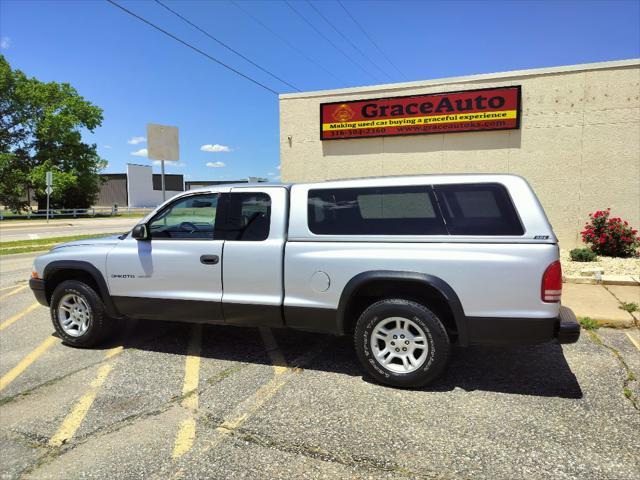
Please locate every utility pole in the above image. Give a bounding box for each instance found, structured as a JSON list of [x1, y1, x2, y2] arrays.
[[160, 159, 166, 201]]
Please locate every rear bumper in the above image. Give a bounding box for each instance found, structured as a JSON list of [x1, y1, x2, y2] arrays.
[[29, 278, 49, 306], [466, 306, 580, 345], [557, 306, 580, 344]]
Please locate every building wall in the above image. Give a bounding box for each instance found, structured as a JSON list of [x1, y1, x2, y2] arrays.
[[95, 174, 128, 207], [279, 60, 640, 247]]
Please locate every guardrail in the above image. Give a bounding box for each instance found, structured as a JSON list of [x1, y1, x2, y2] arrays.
[[0, 206, 154, 220]]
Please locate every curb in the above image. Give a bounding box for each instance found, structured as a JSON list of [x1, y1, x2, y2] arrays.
[[564, 275, 640, 286], [588, 317, 638, 329]]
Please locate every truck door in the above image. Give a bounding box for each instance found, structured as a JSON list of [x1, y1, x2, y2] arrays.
[[106, 192, 224, 323], [216, 187, 287, 327]]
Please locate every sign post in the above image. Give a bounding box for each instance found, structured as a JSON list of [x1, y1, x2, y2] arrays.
[[45, 171, 53, 223], [147, 124, 179, 202]]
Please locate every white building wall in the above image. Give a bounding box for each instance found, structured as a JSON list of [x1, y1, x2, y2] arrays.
[[126, 164, 183, 207]]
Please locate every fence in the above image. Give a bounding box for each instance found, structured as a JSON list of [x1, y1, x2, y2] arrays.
[[0, 206, 154, 220]]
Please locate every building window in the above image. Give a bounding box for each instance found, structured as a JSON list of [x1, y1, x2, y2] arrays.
[[308, 186, 447, 235]]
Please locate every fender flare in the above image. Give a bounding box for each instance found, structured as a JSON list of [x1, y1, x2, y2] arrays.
[[43, 260, 122, 318], [336, 270, 469, 345]]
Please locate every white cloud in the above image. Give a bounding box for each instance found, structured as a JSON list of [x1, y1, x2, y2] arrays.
[[127, 136, 146, 145], [130, 148, 148, 157], [276, 165, 281, 170], [103, 144, 112, 149], [201, 144, 231, 153], [206, 161, 226, 168], [152, 160, 185, 167], [0, 37, 10, 49]]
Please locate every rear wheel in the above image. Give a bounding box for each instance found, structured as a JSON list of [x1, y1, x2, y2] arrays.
[[354, 298, 450, 388], [50, 280, 114, 347]]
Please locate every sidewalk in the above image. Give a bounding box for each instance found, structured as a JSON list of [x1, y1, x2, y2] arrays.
[[562, 283, 639, 327]]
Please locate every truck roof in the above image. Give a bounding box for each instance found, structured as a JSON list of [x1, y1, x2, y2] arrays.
[[185, 173, 529, 193]]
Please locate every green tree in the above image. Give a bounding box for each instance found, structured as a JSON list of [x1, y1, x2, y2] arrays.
[[0, 54, 105, 211]]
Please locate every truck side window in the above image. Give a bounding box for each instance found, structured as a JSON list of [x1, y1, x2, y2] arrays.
[[148, 193, 217, 240], [434, 183, 524, 235], [308, 186, 446, 235], [215, 193, 271, 241]]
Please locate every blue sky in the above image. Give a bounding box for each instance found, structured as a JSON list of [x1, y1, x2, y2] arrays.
[[1, 0, 639, 182]]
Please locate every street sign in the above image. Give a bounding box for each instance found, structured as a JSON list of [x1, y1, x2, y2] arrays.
[[45, 186, 53, 195], [46, 171, 53, 186], [147, 124, 179, 202], [147, 124, 179, 161]]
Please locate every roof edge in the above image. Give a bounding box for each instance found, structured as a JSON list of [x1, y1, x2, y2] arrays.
[[280, 58, 640, 100]]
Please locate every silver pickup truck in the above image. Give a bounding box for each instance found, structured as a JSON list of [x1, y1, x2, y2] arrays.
[[29, 174, 579, 387]]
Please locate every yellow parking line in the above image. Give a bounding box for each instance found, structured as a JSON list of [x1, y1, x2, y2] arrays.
[[173, 324, 202, 459], [49, 346, 123, 447], [208, 339, 325, 450], [0, 336, 58, 391], [625, 332, 640, 351], [209, 329, 291, 447], [0, 285, 29, 300], [0, 303, 40, 332], [0, 284, 27, 292], [169, 340, 327, 480]]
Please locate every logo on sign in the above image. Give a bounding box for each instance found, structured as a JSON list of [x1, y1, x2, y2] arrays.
[[332, 104, 354, 122]]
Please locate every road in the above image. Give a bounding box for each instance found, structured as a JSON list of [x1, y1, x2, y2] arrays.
[[0, 217, 142, 243], [0, 252, 639, 479]]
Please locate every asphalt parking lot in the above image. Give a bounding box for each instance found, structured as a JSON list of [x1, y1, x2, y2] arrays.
[[1, 254, 639, 479]]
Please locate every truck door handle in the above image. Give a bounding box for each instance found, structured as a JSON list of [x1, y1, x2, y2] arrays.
[[200, 255, 219, 265]]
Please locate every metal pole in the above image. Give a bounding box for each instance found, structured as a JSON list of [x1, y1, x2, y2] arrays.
[[161, 159, 166, 202], [46, 189, 50, 223]]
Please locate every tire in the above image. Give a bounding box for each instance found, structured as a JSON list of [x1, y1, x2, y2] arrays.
[[354, 298, 451, 388], [50, 280, 114, 347]]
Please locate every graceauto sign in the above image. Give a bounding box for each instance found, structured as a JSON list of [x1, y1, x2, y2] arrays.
[[320, 86, 521, 140]]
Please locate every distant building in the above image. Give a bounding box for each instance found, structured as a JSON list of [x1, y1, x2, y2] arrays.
[[96, 164, 266, 207], [96, 164, 184, 207], [185, 178, 267, 190]]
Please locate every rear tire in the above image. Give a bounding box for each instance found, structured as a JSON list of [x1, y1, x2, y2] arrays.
[[50, 280, 114, 347], [354, 298, 450, 388]]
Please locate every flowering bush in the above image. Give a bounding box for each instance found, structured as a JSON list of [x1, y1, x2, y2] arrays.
[[581, 208, 640, 257]]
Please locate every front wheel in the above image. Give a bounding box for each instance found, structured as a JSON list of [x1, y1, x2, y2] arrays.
[[354, 299, 451, 388], [50, 280, 114, 347]]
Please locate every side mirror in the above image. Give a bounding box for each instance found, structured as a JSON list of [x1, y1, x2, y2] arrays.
[[131, 224, 149, 240]]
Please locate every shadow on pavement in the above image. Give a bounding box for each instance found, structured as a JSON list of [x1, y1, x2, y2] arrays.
[[90, 318, 582, 400]]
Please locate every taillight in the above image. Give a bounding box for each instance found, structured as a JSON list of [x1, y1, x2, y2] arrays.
[[541, 260, 562, 303]]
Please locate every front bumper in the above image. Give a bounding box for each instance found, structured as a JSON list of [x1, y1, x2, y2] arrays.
[[29, 278, 49, 306]]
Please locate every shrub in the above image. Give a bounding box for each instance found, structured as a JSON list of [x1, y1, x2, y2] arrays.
[[619, 302, 638, 314], [569, 247, 597, 262], [581, 209, 640, 258], [579, 317, 598, 330]]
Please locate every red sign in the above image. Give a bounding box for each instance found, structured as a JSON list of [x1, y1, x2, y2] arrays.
[[320, 86, 521, 140]]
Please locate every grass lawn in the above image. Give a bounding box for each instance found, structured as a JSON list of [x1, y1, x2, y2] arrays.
[[0, 233, 117, 256]]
